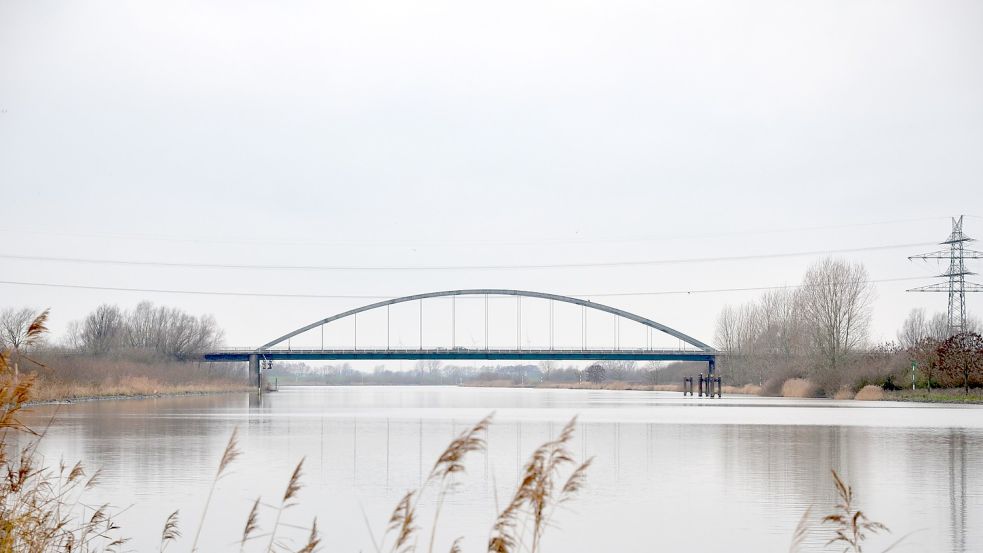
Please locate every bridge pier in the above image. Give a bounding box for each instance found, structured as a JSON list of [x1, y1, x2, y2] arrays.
[[708, 358, 715, 376], [249, 354, 260, 389]]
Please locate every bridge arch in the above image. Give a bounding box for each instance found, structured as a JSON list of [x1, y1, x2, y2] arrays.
[[258, 289, 715, 352]]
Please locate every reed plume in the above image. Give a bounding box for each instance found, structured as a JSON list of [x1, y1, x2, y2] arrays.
[[241, 497, 261, 552], [822, 469, 889, 552], [387, 490, 417, 553], [788, 507, 811, 553], [191, 427, 242, 552], [267, 457, 305, 552], [296, 517, 321, 553], [160, 509, 181, 552], [488, 417, 592, 553]]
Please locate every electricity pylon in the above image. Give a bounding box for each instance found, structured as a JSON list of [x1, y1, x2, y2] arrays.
[[908, 216, 983, 335]]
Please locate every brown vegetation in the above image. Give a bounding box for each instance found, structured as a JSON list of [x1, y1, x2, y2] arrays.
[[781, 378, 817, 398], [721, 383, 762, 395], [854, 385, 885, 401], [26, 353, 247, 401]]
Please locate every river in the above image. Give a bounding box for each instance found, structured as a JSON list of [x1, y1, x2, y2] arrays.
[[18, 387, 983, 552]]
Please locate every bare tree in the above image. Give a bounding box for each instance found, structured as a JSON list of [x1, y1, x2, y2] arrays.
[[79, 304, 125, 354], [643, 360, 662, 385], [69, 301, 223, 358], [602, 360, 636, 380], [736, 303, 763, 384], [538, 360, 557, 382], [714, 302, 764, 384], [897, 308, 929, 351], [63, 320, 84, 351], [714, 305, 740, 352], [0, 307, 46, 376], [415, 359, 442, 375], [800, 258, 874, 389], [585, 364, 606, 384], [0, 307, 40, 351], [927, 312, 951, 342]]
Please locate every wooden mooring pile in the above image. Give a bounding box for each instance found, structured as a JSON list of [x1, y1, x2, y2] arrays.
[[683, 374, 721, 398]]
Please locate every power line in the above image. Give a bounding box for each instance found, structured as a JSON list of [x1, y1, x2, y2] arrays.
[[0, 241, 935, 272], [0, 276, 928, 300], [0, 215, 949, 248], [0, 280, 389, 299]]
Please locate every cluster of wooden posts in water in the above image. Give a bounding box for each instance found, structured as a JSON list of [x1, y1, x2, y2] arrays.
[[682, 374, 722, 398]]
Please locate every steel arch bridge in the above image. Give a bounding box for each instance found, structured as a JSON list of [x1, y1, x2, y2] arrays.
[[202, 289, 718, 384]]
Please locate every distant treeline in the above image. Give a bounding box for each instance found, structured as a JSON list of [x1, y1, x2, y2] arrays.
[[263, 358, 692, 386], [714, 257, 983, 396]]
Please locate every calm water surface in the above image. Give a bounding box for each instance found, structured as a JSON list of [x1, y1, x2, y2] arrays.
[[19, 387, 983, 552]]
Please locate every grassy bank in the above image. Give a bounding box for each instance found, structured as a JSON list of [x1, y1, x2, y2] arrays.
[[886, 388, 983, 404], [23, 351, 248, 402], [29, 377, 251, 402]]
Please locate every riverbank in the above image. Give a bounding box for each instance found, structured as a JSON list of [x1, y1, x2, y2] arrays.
[[22, 352, 249, 403], [461, 380, 983, 404], [28, 377, 252, 403], [462, 380, 765, 394], [885, 388, 983, 404], [30, 387, 252, 405]]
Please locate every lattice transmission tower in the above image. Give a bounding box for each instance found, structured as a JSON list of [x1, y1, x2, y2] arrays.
[[908, 215, 983, 335]]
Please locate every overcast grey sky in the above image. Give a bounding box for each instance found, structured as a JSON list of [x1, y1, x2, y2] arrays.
[[1, 0, 981, 354]]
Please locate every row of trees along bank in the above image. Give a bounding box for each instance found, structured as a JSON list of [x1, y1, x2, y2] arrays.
[[0, 302, 236, 400], [715, 257, 983, 396]]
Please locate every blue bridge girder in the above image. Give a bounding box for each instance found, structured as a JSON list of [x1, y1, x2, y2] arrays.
[[203, 348, 716, 363]]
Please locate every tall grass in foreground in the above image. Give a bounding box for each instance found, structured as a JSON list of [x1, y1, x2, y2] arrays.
[[1, 309, 912, 552]]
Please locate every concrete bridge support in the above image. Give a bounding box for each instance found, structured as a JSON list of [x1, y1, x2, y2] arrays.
[[249, 354, 260, 389]]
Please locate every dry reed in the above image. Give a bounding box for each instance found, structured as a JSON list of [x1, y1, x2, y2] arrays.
[[191, 427, 241, 552], [823, 470, 889, 551], [781, 378, 817, 398], [488, 417, 593, 553], [722, 383, 762, 395], [266, 458, 306, 552], [0, 310, 128, 552], [160, 509, 181, 552], [854, 385, 885, 401]]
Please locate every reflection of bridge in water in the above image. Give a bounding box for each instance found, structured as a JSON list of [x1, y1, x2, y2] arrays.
[[203, 289, 718, 386]]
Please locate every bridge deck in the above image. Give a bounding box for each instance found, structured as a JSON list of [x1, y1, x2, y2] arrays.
[[203, 348, 715, 362]]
